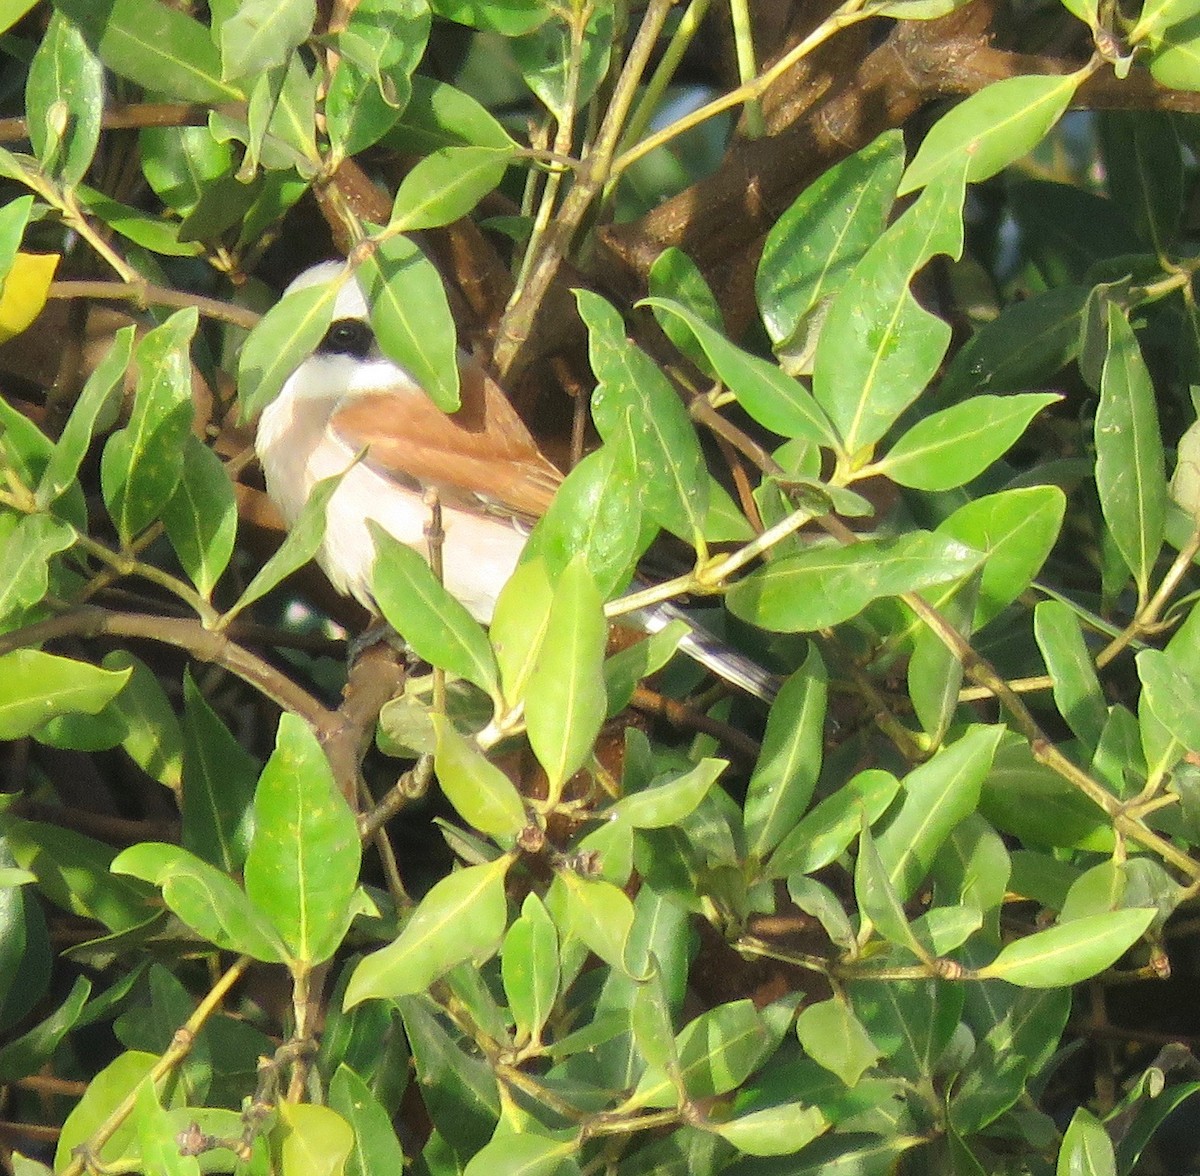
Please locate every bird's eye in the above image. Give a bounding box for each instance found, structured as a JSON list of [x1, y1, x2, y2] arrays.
[[320, 318, 375, 359]]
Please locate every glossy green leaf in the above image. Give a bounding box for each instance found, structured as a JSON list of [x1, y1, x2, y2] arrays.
[[432, 715, 527, 841], [549, 869, 637, 975], [26, 12, 104, 187], [641, 296, 836, 446], [502, 893, 559, 1044], [163, 436, 237, 600], [647, 247, 722, 376], [578, 290, 708, 545], [244, 713, 363, 965], [524, 556, 607, 792], [812, 166, 965, 456], [1056, 1108, 1117, 1176], [849, 976, 963, 1082], [727, 531, 981, 632], [112, 842, 285, 961], [855, 823, 926, 956], [978, 908, 1154, 987], [221, 470, 344, 624], [37, 325, 133, 508], [97, 651, 183, 793], [757, 130, 905, 362], [712, 1103, 829, 1157], [937, 485, 1067, 628], [908, 571, 977, 743], [346, 855, 511, 1006], [0, 0, 37, 35], [0, 974, 89, 1083], [0, 195, 32, 289], [1034, 599, 1107, 750], [513, 4, 611, 120], [180, 673, 257, 873], [768, 768, 901, 878], [276, 1101, 354, 1176], [329, 1064, 407, 1176], [0, 651, 130, 739], [238, 272, 339, 417], [361, 234, 460, 411], [463, 1130, 581, 1176], [632, 999, 771, 1108], [54, 1050, 157, 1171], [521, 441, 650, 598], [490, 558, 554, 708], [901, 72, 1083, 194], [744, 648, 827, 860], [0, 514, 75, 628], [795, 998, 883, 1087], [388, 74, 517, 153], [100, 308, 197, 544], [1137, 648, 1200, 753], [940, 285, 1088, 401], [606, 758, 726, 829], [51, 0, 243, 103], [390, 145, 514, 232], [133, 1079, 198, 1176], [876, 726, 1002, 901], [3, 818, 153, 932], [877, 393, 1059, 490], [372, 526, 501, 701], [219, 0, 314, 82], [140, 125, 232, 217], [1149, 17, 1200, 91], [1095, 302, 1166, 597], [1133, 0, 1200, 42]]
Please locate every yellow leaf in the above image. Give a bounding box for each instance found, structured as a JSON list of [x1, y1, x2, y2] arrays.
[[0, 252, 59, 342]]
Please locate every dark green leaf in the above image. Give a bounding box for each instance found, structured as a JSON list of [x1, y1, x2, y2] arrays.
[[329, 1064, 408, 1176]]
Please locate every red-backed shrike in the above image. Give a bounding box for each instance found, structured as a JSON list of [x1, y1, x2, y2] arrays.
[[255, 261, 777, 701]]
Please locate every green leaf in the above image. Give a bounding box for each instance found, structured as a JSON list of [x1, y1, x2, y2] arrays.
[[603, 619, 688, 717], [908, 571, 977, 743], [276, 1101, 354, 1176], [432, 715, 527, 842], [1095, 302, 1166, 597], [3, 818, 153, 932], [54, 1050, 157, 1171], [0, 0, 38, 36], [51, 0, 243, 103], [0, 651, 130, 739], [112, 842, 286, 961], [1137, 648, 1200, 753], [180, 673, 257, 872], [345, 855, 511, 1006], [329, 1064, 407, 1176], [0, 195, 33, 287], [632, 999, 772, 1108], [520, 442, 650, 599], [757, 130, 905, 363], [361, 235, 460, 411], [712, 1103, 829, 1157], [1133, 0, 1200, 42], [648, 247, 723, 377], [372, 525, 501, 702], [390, 146, 514, 232], [937, 485, 1067, 629], [98, 651, 183, 793], [513, 4, 611, 120], [37, 325, 133, 508], [524, 556, 607, 792], [238, 272, 339, 418], [430, 0, 549, 34], [490, 558, 554, 708], [855, 822, 926, 956], [548, 869, 636, 975], [134, 1079, 199, 1176], [876, 393, 1060, 490], [812, 166, 965, 456], [1056, 1108, 1117, 1176], [1034, 599, 1107, 750], [795, 999, 883, 1087], [243, 713, 363, 965], [605, 759, 727, 829], [744, 647, 827, 860], [978, 908, 1154, 987], [578, 290, 708, 545], [26, 12, 104, 187], [100, 308, 198, 544], [140, 125, 232, 217], [501, 893, 560, 1044], [163, 436, 237, 600], [76, 184, 203, 256], [221, 470, 344, 624], [768, 768, 901, 878], [900, 71, 1084, 195], [0, 514, 76, 628], [1149, 16, 1200, 91], [727, 531, 981, 632], [219, 0, 314, 82], [463, 1130, 581, 1176], [0, 974, 90, 1083], [387, 74, 517, 153], [875, 726, 1003, 901], [640, 296, 836, 446]]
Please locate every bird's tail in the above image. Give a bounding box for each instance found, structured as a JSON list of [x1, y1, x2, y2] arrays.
[[634, 599, 781, 703]]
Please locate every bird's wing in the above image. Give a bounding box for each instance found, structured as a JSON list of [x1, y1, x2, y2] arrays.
[[329, 356, 562, 519]]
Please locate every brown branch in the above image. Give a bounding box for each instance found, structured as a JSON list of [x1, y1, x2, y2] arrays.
[[48, 280, 262, 330], [0, 101, 239, 144], [630, 684, 761, 761]]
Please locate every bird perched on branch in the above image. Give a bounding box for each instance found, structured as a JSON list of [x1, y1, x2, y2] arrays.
[[255, 260, 778, 702]]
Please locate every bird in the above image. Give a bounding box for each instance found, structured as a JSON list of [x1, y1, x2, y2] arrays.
[[254, 260, 779, 702]]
